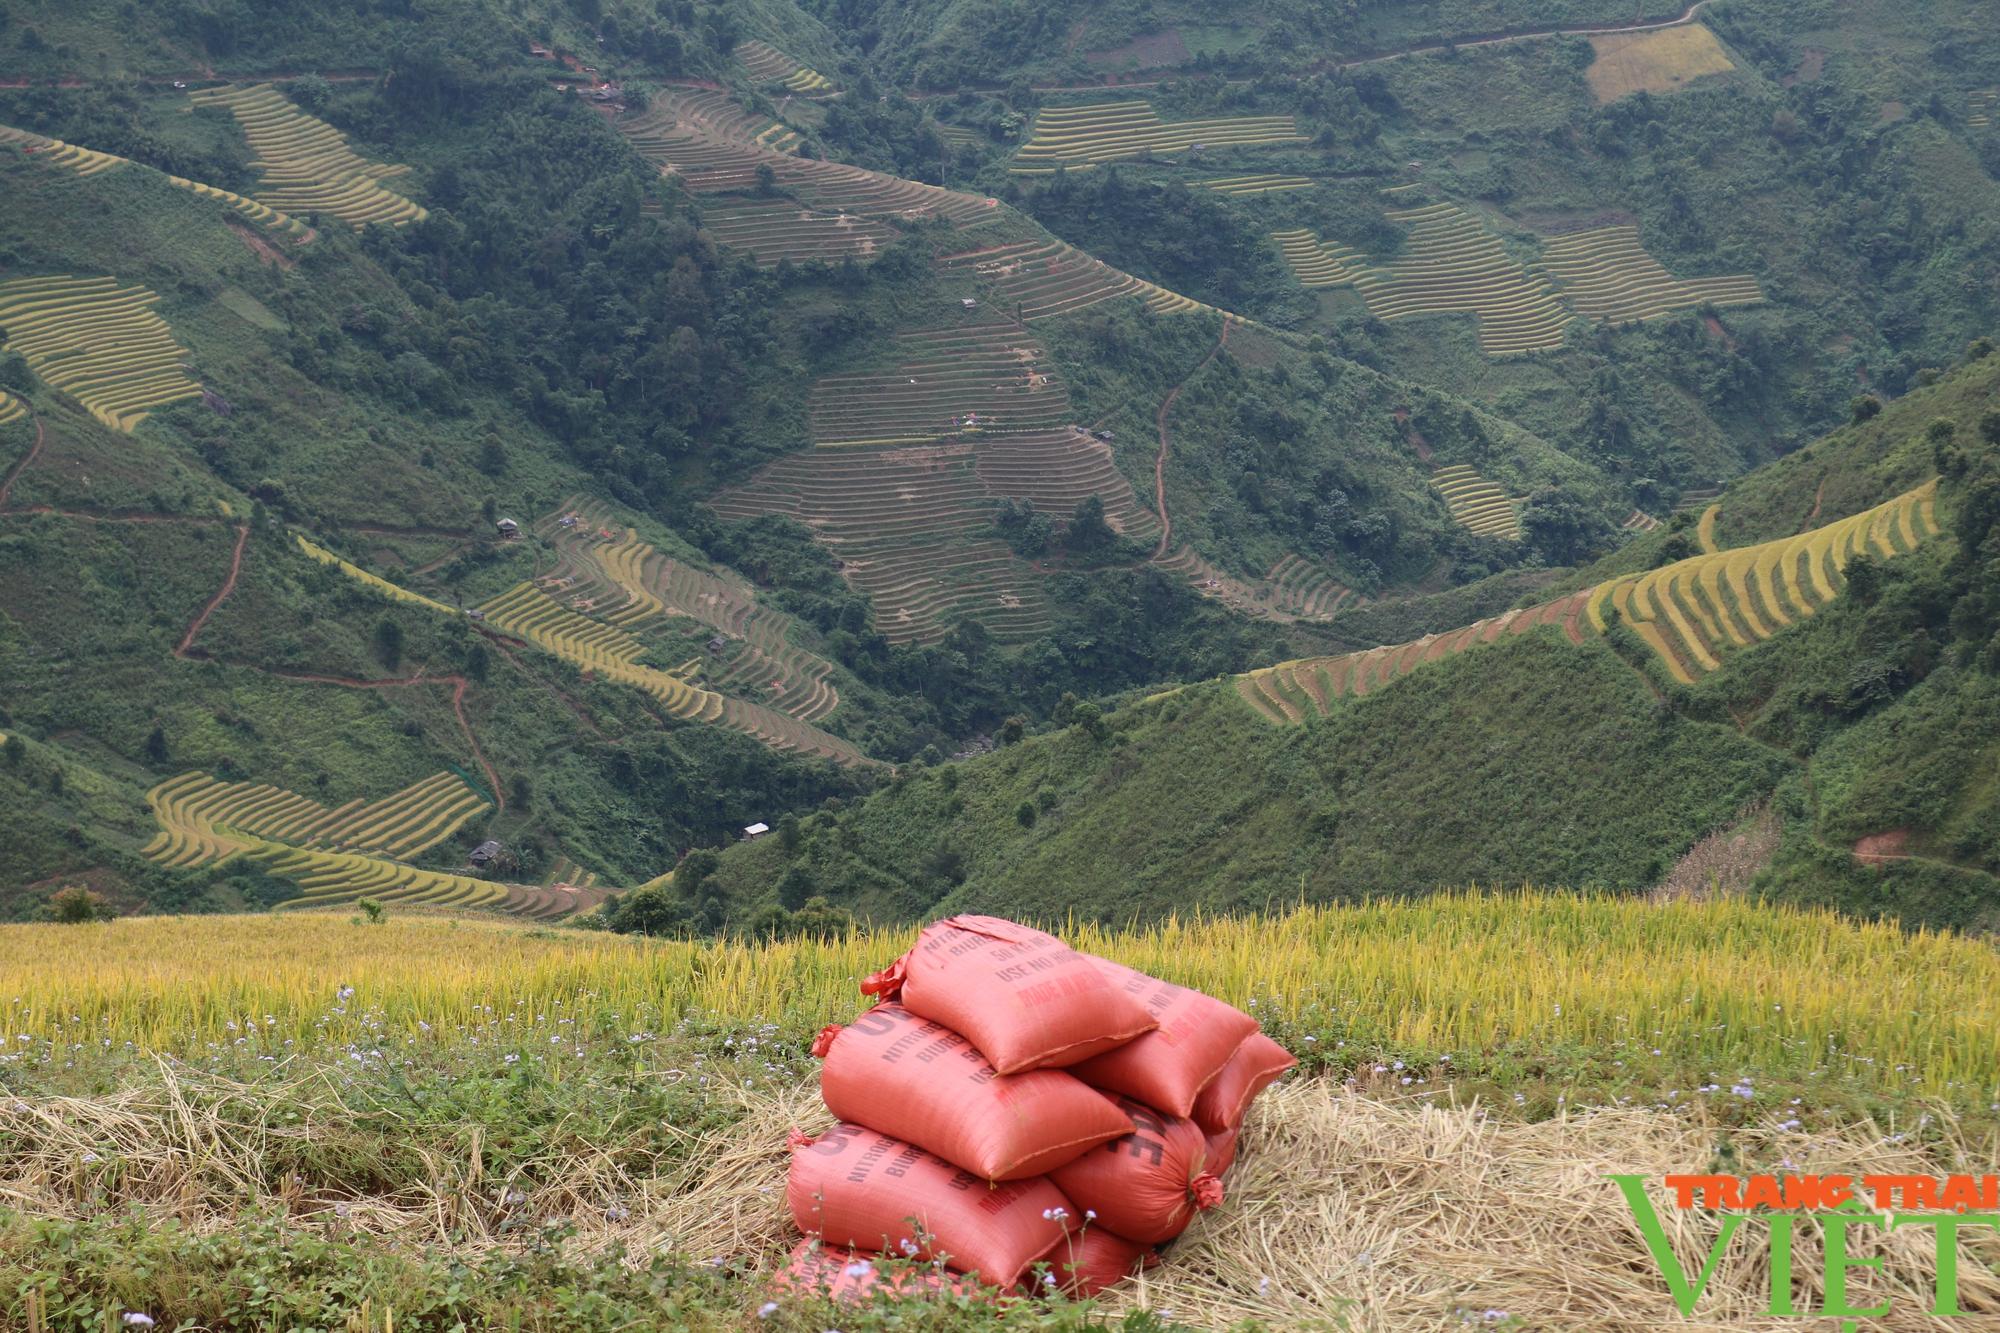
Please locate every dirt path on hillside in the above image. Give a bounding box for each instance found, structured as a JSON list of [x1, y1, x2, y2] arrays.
[[268, 668, 504, 810], [1152, 319, 1232, 559], [0, 418, 44, 508], [174, 522, 249, 658]]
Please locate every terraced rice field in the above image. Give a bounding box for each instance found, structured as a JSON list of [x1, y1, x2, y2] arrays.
[[144, 770, 490, 870], [297, 535, 457, 612], [2, 122, 312, 236], [709, 444, 1052, 645], [1012, 100, 1304, 171], [0, 275, 203, 431], [1585, 481, 1941, 684], [1262, 554, 1360, 618], [1272, 228, 1368, 287], [1674, 484, 1722, 515], [694, 197, 896, 266], [1431, 464, 1521, 539], [1538, 225, 1762, 324], [808, 325, 1071, 447], [1356, 205, 1573, 355], [971, 429, 1161, 540], [1201, 174, 1314, 196], [1622, 509, 1663, 533], [736, 38, 834, 94], [1152, 546, 1359, 623], [1586, 25, 1736, 103], [536, 498, 843, 724], [474, 581, 727, 720], [1971, 89, 1996, 129], [187, 83, 426, 227], [626, 116, 998, 227], [1236, 590, 1592, 723], [623, 91, 801, 156], [0, 389, 25, 427], [939, 239, 1219, 321]]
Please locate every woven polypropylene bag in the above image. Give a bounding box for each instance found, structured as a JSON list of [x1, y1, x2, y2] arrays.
[[861, 915, 1155, 1075], [1048, 1226, 1159, 1297], [787, 1122, 1079, 1288], [814, 1002, 1132, 1181], [1190, 1031, 1298, 1135], [1067, 957, 1260, 1117], [772, 1239, 999, 1303], [1048, 1095, 1223, 1244]]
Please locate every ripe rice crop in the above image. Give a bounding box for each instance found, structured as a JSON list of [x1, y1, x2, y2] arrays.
[[622, 91, 801, 157], [538, 498, 844, 725], [693, 197, 897, 267], [296, 534, 457, 612], [1236, 590, 1590, 723], [0, 275, 203, 431], [1201, 174, 1314, 196], [1539, 224, 1762, 324], [187, 83, 426, 227], [1271, 228, 1367, 287], [1013, 101, 1304, 171], [0, 388, 25, 427], [736, 38, 834, 94], [1431, 463, 1521, 538], [5, 895, 1996, 1103], [143, 770, 490, 869], [1586, 25, 1736, 103], [938, 239, 1221, 321], [2, 121, 313, 236], [1585, 481, 1940, 683]]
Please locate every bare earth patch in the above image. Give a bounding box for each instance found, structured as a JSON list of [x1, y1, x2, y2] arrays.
[[1586, 25, 1736, 103]]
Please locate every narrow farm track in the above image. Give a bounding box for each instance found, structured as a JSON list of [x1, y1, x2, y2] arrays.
[[174, 523, 249, 659], [267, 669, 504, 812], [0, 416, 43, 507], [1152, 319, 1232, 558]]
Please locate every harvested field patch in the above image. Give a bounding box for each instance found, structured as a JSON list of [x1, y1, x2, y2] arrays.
[[623, 90, 801, 156], [1972, 89, 1997, 129], [1013, 100, 1304, 171], [709, 443, 1056, 645], [1539, 224, 1762, 324], [187, 84, 425, 227], [1153, 546, 1357, 623], [694, 197, 896, 267], [0, 275, 203, 432], [809, 324, 1070, 447], [1585, 25, 1735, 104]]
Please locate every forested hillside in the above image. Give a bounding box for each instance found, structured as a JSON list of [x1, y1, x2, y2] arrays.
[[0, 0, 1995, 933]]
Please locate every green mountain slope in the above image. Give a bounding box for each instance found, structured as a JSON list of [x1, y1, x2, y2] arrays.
[[692, 349, 2000, 933]]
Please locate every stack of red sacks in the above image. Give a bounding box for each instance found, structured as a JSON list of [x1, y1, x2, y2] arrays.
[[779, 915, 1297, 1301]]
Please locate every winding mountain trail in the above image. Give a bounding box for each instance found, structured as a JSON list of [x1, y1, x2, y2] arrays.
[[174, 523, 249, 659], [0, 417, 44, 508], [1152, 319, 1232, 559], [267, 669, 505, 811]]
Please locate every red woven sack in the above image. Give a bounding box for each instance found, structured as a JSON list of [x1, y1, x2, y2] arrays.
[[1191, 1032, 1298, 1135], [788, 1122, 1079, 1287], [772, 1239, 997, 1303], [861, 915, 1156, 1074], [1048, 1096, 1223, 1244], [815, 1003, 1132, 1181], [1066, 958, 1259, 1117], [1048, 1226, 1159, 1297], [1206, 1125, 1239, 1176]]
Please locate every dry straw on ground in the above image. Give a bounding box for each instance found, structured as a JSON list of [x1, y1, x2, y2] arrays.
[[1586, 26, 1736, 103], [5, 1069, 1994, 1330]]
